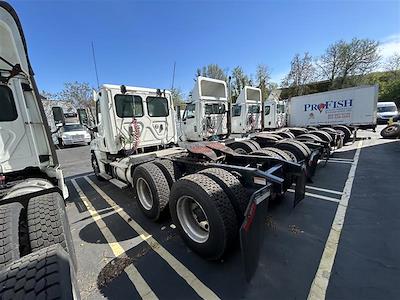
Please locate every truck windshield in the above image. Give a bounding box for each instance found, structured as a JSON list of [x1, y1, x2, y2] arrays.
[[115, 94, 144, 118], [63, 124, 84, 132], [248, 105, 260, 114], [0, 85, 18, 122], [205, 103, 226, 114], [147, 96, 169, 117], [377, 106, 397, 113]]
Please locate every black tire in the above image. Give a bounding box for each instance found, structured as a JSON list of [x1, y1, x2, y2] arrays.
[[261, 147, 294, 161], [307, 126, 319, 131], [199, 168, 248, 222], [246, 140, 261, 150], [154, 159, 182, 188], [251, 149, 282, 160], [27, 192, 77, 271], [0, 244, 79, 300], [287, 127, 308, 136], [91, 153, 104, 181], [0, 203, 23, 269], [170, 174, 237, 260], [226, 140, 258, 154], [297, 133, 323, 142], [275, 131, 295, 139], [133, 162, 170, 220], [289, 139, 312, 156], [308, 130, 333, 143], [283, 150, 298, 162], [333, 125, 352, 143], [276, 140, 309, 161], [380, 124, 400, 139]]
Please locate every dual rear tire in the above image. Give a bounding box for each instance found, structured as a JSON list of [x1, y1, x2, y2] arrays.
[[132, 162, 248, 260]]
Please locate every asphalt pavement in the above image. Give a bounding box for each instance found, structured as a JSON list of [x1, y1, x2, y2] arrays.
[[59, 127, 400, 300]]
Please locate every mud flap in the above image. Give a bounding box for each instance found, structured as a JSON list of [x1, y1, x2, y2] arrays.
[[294, 165, 307, 207], [239, 185, 270, 282]]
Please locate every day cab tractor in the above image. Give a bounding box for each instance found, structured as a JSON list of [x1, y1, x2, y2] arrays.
[[90, 82, 310, 280], [231, 86, 262, 135], [0, 1, 78, 299], [179, 76, 229, 141]]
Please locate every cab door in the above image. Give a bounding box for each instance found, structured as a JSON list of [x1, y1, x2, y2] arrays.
[[181, 103, 197, 141]]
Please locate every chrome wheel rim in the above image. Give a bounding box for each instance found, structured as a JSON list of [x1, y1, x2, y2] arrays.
[[176, 196, 209, 243], [136, 178, 153, 210]]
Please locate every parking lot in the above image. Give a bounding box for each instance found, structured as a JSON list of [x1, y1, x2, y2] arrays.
[[60, 127, 400, 300]]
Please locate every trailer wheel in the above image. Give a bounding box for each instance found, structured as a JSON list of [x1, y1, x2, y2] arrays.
[[307, 126, 319, 131], [0, 203, 23, 269], [170, 174, 237, 260], [0, 244, 79, 300], [276, 140, 309, 161], [133, 162, 170, 220], [333, 125, 352, 143], [251, 149, 281, 159], [199, 168, 248, 222], [27, 192, 77, 270], [261, 147, 295, 161], [380, 124, 400, 139], [226, 140, 258, 154], [154, 159, 181, 188]]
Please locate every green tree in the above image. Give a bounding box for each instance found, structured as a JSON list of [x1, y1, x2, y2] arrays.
[[171, 87, 185, 108], [231, 66, 250, 102], [58, 81, 94, 109], [282, 52, 316, 96], [255, 64, 271, 101], [196, 64, 228, 81], [317, 38, 380, 88]]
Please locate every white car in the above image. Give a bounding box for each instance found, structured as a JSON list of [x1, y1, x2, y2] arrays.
[[377, 102, 398, 124], [58, 123, 91, 147]]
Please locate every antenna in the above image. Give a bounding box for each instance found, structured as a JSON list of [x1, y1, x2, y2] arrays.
[[91, 41, 100, 89], [171, 61, 176, 90]]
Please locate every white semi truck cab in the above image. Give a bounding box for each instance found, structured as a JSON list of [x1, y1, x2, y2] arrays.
[[0, 2, 78, 298], [180, 76, 228, 141], [92, 84, 177, 155], [231, 86, 262, 134]]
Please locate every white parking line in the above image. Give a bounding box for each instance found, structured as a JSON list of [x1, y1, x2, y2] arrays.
[[305, 186, 343, 196], [84, 176, 221, 300], [71, 179, 158, 300], [287, 189, 340, 203], [307, 141, 363, 300]]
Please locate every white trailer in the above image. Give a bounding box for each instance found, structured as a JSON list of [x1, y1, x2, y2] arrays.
[[231, 86, 262, 134], [274, 85, 378, 128], [0, 2, 78, 298], [180, 76, 228, 141]]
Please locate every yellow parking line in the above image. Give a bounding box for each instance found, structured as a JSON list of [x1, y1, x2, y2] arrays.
[[71, 179, 158, 300], [84, 176, 221, 300]]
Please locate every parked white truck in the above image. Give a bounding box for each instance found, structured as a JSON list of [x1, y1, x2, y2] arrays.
[[90, 80, 311, 280], [231, 86, 262, 135], [180, 76, 228, 141], [0, 2, 78, 298], [265, 85, 378, 129]]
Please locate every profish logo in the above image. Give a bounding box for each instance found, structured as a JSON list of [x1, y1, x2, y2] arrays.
[[304, 99, 353, 113]]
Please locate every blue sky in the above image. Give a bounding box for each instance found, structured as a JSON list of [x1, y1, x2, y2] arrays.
[[8, 0, 400, 97]]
